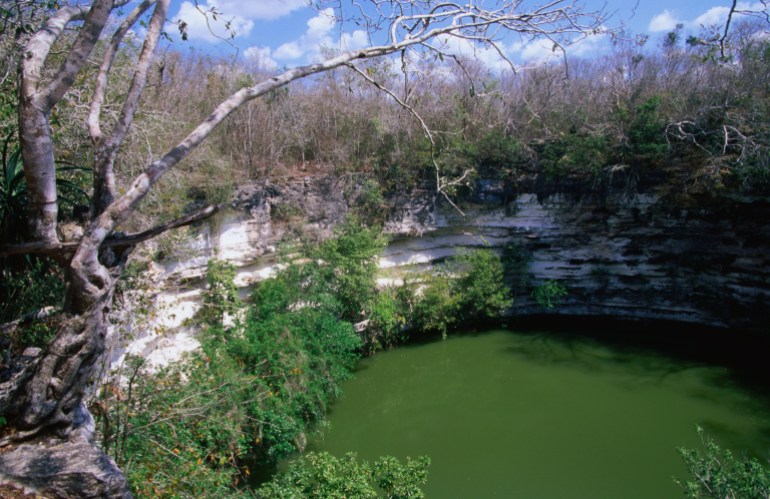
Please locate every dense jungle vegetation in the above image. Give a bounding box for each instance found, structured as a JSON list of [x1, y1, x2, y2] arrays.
[[1, 5, 770, 497]]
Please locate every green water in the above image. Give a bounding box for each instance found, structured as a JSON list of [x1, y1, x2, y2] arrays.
[[308, 329, 770, 498]]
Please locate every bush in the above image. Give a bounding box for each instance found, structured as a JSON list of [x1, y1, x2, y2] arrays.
[[455, 249, 512, 319], [0, 257, 64, 334], [626, 96, 669, 167], [312, 215, 387, 321], [676, 427, 770, 498], [257, 452, 431, 498], [97, 354, 253, 498], [409, 274, 460, 340], [198, 258, 241, 329], [365, 287, 408, 352], [539, 132, 612, 179], [532, 280, 568, 309]]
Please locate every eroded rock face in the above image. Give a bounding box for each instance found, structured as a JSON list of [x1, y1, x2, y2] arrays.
[[386, 189, 770, 330], [116, 177, 770, 369], [0, 405, 131, 498]]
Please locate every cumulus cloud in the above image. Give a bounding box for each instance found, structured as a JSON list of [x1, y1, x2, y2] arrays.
[[244, 46, 279, 72], [690, 2, 766, 28], [173, 1, 254, 43], [508, 30, 610, 66], [213, 0, 307, 21], [272, 8, 369, 62], [274, 41, 304, 59], [340, 30, 370, 51], [172, 0, 307, 43], [648, 10, 680, 33], [693, 6, 733, 27], [639, 2, 769, 39]]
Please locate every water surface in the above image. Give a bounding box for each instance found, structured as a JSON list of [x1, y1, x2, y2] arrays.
[[309, 329, 770, 498]]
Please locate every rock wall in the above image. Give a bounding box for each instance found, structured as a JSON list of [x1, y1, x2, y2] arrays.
[[115, 176, 770, 367], [387, 186, 770, 330]]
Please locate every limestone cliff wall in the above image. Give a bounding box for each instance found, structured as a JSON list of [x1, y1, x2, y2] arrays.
[[114, 177, 770, 367], [386, 186, 770, 330]]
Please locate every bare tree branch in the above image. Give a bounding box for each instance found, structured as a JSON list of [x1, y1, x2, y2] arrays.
[[0, 204, 220, 258], [92, 0, 169, 216]]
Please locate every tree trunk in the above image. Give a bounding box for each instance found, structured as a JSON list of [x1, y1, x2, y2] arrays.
[[0, 244, 130, 496]]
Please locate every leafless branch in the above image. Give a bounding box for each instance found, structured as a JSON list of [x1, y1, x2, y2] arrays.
[[0, 204, 220, 258]]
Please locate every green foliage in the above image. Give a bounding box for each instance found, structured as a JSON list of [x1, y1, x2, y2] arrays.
[[198, 258, 241, 328], [373, 455, 431, 498], [98, 354, 253, 498], [353, 178, 388, 226], [230, 302, 362, 459], [1, 138, 90, 244], [101, 235, 370, 495], [312, 215, 387, 321], [410, 275, 461, 339], [257, 452, 430, 498], [455, 249, 512, 319], [532, 280, 568, 309], [99, 249, 329, 495], [475, 130, 529, 176], [626, 96, 669, 166], [539, 132, 611, 179], [366, 287, 408, 352], [405, 249, 511, 338], [676, 427, 770, 498], [0, 257, 64, 327], [0, 143, 26, 242]]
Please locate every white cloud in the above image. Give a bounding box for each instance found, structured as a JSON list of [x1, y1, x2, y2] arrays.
[[648, 10, 680, 33], [273, 8, 334, 60], [272, 8, 369, 62], [693, 6, 732, 27], [275, 41, 304, 59], [512, 38, 559, 63], [174, 1, 254, 43], [212, 0, 307, 21], [340, 30, 369, 51], [508, 30, 610, 66], [244, 46, 279, 71], [172, 0, 308, 43], [690, 2, 766, 29], [305, 8, 335, 40]]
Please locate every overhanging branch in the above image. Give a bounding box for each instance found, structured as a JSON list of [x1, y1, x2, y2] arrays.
[[0, 204, 220, 258]]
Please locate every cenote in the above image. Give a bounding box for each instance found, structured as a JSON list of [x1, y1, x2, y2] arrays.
[[303, 325, 770, 498]]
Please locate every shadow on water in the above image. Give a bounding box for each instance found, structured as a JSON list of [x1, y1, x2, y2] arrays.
[[488, 316, 770, 462], [501, 315, 770, 398]]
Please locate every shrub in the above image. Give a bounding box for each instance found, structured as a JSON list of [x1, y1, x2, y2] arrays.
[[257, 452, 431, 499], [455, 249, 512, 319], [365, 287, 408, 352], [312, 215, 387, 321], [0, 257, 64, 328], [532, 280, 568, 309], [676, 427, 770, 498], [198, 258, 241, 329], [410, 275, 461, 339]]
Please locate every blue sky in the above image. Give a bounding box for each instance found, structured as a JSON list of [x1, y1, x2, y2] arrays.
[[163, 1, 768, 68]]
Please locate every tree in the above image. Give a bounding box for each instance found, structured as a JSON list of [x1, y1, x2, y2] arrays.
[[677, 427, 770, 499], [0, 1, 608, 495]]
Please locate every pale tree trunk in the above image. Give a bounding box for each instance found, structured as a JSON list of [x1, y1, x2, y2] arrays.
[[19, 1, 113, 243]]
